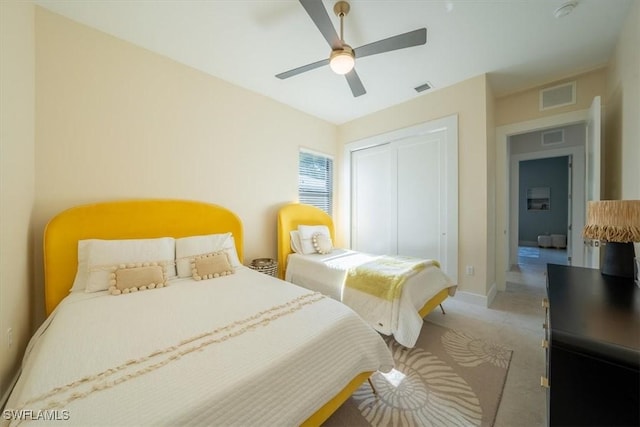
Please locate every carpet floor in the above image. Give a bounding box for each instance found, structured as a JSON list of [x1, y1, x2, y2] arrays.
[[324, 321, 513, 426]]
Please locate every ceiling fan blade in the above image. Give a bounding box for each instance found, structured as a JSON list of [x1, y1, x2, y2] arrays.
[[345, 69, 366, 97], [299, 0, 342, 50], [276, 58, 330, 80], [354, 28, 427, 59]]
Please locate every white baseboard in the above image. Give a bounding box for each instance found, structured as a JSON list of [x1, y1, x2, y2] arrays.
[[454, 282, 497, 307]]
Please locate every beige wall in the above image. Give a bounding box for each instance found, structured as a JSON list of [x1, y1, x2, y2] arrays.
[[485, 79, 496, 293], [338, 75, 492, 297], [0, 1, 36, 399], [605, 0, 639, 199], [495, 68, 607, 127], [33, 8, 336, 326]]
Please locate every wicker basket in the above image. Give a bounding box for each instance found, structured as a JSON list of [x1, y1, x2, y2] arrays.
[[249, 258, 278, 277]]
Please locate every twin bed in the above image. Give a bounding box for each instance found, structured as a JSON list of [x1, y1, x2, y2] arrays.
[[3, 200, 394, 426], [277, 203, 457, 349]]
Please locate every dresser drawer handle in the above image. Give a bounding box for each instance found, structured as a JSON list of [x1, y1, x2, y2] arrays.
[[541, 376, 550, 388], [541, 339, 549, 348], [541, 298, 549, 308]]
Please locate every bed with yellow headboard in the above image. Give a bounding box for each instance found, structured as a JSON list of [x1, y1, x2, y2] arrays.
[[5, 199, 393, 426], [277, 203, 457, 348]]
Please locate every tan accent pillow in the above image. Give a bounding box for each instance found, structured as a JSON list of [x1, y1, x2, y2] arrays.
[[191, 252, 234, 281], [312, 232, 333, 254], [109, 263, 167, 296]]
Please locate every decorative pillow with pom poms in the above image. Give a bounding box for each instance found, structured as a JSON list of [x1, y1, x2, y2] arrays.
[[312, 232, 333, 254], [109, 263, 168, 296], [191, 251, 234, 281]]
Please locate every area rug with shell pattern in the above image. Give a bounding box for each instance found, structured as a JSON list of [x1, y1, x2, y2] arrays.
[[323, 321, 513, 427]]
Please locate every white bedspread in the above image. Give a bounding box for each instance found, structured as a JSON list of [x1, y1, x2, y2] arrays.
[[285, 249, 457, 348], [3, 267, 393, 426]]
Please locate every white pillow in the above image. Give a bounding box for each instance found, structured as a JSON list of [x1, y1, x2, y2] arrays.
[[298, 225, 332, 255], [175, 233, 241, 277], [70, 239, 93, 292], [226, 235, 242, 267], [290, 230, 304, 253], [74, 238, 171, 293], [85, 237, 176, 293]]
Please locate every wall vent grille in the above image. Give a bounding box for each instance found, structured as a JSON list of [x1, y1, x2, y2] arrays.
[[539, 81, 576, 111], [414, 82, 432, 93], [541, 129, 565, 146]]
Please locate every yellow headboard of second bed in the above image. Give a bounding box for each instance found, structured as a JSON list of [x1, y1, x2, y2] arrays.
[[44, 199, 244, 316], [276, 203, 335, 280]]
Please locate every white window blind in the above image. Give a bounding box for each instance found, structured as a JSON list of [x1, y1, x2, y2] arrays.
[[299, 150, 333, 215]]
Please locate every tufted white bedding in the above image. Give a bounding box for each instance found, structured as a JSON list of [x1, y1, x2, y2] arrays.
[[285, 249, 457, 348], [3, 267, 393, 426]]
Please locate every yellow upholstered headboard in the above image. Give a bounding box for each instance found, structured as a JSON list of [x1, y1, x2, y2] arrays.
[[276, 203, 335, 280], [44, 199, 244, 316]]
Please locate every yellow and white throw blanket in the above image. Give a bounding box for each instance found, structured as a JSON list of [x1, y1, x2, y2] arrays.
[[345, 256, 435, 301], [344, 256, 444, 346]]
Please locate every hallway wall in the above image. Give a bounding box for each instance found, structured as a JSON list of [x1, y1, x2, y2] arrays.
[[518, 156, 569, 244]]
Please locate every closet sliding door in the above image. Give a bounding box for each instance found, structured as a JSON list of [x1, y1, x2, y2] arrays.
[[351, 143, 395, 256], [349, 115, 457, 282], [396, 133, 445, 261]]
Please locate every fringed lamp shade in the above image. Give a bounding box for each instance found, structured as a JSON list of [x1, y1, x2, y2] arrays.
[[583, 200, 640, 278]]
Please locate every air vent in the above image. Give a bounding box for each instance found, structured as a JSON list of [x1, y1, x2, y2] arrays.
[[414, 82, 433, 93], [539, 81, 576, 111], [542, 129, 565, 146]]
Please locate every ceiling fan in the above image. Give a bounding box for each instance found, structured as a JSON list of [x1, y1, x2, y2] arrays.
[[275, 0, 427, 98]]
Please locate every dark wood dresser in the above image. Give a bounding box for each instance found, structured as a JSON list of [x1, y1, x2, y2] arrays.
[[544, 264, 640, 426]]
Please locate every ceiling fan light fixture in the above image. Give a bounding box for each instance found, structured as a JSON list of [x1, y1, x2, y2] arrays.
[[329, 45, 355, 75], [276, 0, 427, 98], [554, 1, 578, 18]]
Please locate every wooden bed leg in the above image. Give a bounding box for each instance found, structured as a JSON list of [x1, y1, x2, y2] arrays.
[[439, 304, 446, 315], [367, 378, 378, 396]]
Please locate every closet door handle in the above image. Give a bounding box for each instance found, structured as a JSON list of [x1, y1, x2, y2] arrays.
[[542, 298, 549, 308], [541, 339, 549, 348]]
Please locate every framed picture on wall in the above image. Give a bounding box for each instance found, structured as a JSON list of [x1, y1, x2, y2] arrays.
[[527, 187, 550, 211]]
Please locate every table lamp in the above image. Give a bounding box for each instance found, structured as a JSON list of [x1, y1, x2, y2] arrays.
[[583, 200, 640, 278]]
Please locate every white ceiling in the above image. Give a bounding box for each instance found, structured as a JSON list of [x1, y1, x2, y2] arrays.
[[35, 0, 632, 124]]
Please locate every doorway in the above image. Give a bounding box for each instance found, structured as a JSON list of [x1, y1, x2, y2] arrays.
[[495, 97, 602, 291], [508, 125, 585, 271], [516, 156, 571, 268]]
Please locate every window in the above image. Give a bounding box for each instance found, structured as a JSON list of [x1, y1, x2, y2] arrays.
[[299, 150, 333, 215]]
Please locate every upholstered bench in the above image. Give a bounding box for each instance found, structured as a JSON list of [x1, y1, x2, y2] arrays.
[[538, 235, 552, 248], [551, 234, 567, 249]]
